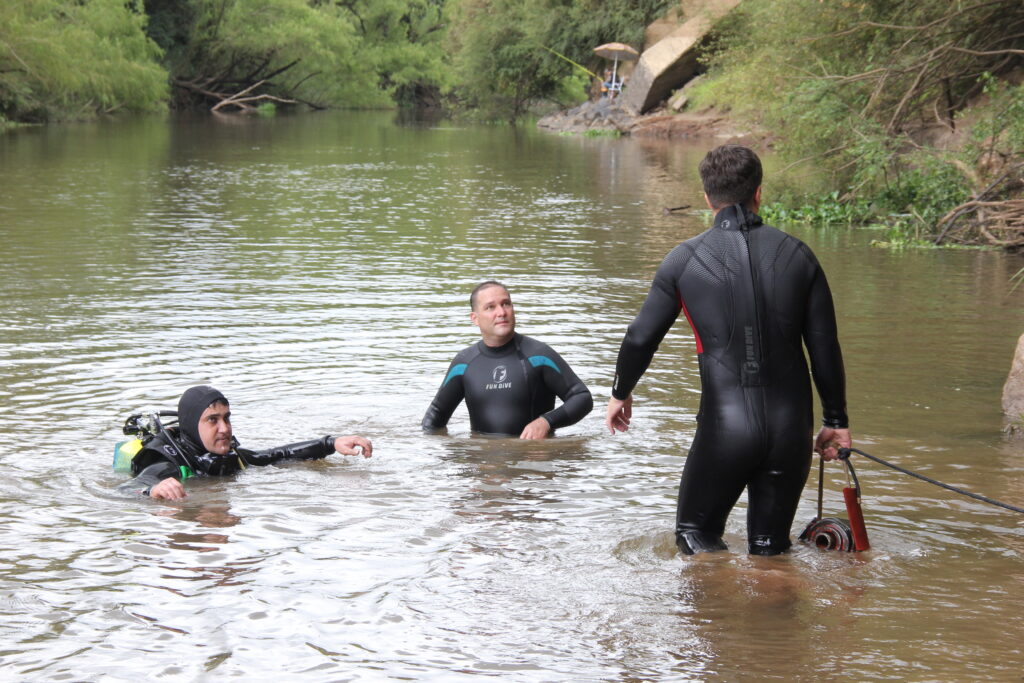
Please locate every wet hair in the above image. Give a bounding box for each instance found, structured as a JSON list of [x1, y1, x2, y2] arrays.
[[177, 385, 228, 452], [698, 145, 763, 209], [469, 280, 509, 310]]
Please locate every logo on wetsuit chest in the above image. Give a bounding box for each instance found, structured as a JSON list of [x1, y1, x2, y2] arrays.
[[486, 365, 512, 390]]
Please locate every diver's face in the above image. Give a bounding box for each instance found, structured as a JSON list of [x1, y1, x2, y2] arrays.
[[471, 285, 516, 347], [197, 402, 233, 455]]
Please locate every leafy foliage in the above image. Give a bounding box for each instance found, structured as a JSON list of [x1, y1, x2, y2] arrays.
[[144, 0, 454, 110], [0, 0, 168, 121], [326, 0, 450, 107], [152, 0, 377, 109], [2, 0, 667, 120]]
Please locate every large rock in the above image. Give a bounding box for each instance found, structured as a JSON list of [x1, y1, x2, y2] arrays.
[[1003, 332, 1024, 433], [536, 98, 635, 134], [621, 0, 742, 115]]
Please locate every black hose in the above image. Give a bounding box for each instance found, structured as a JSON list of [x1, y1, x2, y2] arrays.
[[839, 447, 1024, 515]]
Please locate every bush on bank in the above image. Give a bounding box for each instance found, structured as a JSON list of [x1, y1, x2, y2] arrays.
[[690, 0, 1024, 249]]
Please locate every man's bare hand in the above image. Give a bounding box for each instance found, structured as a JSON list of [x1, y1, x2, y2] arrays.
[[334, 435, 373, 458], [149, 477, 186, 500], [606, 395, 633, 434], [519, 416, 551, 440], [814, 427, 851, 461]]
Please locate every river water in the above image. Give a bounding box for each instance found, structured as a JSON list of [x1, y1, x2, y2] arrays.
[[1, 112, 1022, 681]]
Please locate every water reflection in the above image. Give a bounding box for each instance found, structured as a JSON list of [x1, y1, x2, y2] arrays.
[[155, 500, 242, 553], [435, 436, 593, 525]]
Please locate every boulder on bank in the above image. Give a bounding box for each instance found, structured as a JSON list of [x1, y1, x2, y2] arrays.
[[1003, 332, 1024, 434], [621, 0, 742, 115]]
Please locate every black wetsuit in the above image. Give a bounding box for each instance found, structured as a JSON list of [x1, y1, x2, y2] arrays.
[[118, 429, 340, 496], [422, 333, 593, 435], [612, 204, 848, 555]]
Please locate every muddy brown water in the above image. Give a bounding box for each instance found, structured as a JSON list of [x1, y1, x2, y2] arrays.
[[0, 112, 1022, 680]]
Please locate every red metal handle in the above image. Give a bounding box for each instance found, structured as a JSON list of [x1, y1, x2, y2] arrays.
[[843, 487, 871, 551]]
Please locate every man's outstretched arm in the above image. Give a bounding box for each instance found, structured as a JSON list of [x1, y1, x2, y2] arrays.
[[422, 360, 467, 433]]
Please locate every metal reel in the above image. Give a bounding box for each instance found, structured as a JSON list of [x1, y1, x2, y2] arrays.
[[799, 516, 856, 552]]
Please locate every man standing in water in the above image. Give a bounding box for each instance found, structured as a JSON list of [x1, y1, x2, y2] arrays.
[[423, 281, 593, 438], [121, 385, 373, 500], [605, 145, 851, 555]]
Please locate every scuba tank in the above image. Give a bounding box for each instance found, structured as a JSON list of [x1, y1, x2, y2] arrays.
[[112, 410, 179, 472]]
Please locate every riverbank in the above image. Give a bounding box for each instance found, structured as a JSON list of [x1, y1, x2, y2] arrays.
[[537, 98, 759, 144]]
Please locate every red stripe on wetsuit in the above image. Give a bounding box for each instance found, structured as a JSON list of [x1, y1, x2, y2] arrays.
[[679, 292, 703, 354]]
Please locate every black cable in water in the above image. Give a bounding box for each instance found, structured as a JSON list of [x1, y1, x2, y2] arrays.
[[839, 447, 1024, 515]]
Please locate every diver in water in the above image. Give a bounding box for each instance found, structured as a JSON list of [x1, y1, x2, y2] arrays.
[[422, 281, 593, 438], [605, 144, 852, 556], [119, 385, 373, 500]]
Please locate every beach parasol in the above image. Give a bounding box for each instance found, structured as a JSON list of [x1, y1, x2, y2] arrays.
[[593, 43, 639, 90]]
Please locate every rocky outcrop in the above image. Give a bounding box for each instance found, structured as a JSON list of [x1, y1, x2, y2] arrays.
[[536, 98, 755, 140], [621, 0, 742, 115], [536, 98, 635, 134], [1003, 332, 1024, 434]]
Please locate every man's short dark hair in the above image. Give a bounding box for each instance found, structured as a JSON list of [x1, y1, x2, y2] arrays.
[[470, 280, 509, 310], [698, 145, 763, 209]]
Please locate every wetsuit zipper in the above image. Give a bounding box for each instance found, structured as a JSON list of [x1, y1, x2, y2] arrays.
[[739, 212, 765, 384], [739, 210, 772, 453]]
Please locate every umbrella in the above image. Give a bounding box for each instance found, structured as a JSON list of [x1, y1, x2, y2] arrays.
[[593, 43, 640, 62], [593, 43, 639, 93]]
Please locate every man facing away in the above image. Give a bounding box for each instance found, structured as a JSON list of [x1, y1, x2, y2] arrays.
[[422, 281, 593, 438], [605, 144, 852, 556], [120, 385, 373, 500]]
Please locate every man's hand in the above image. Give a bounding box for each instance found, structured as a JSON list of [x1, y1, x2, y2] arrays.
[[519, 416, 551, 440], [334, 435, 373, 458], [814, 427, 851, 461], [149, 477, 186, 500], [605, 395, 633, 434]]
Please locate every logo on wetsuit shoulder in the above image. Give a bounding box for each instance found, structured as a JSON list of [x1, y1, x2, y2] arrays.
[[486, 365, 512, 390]]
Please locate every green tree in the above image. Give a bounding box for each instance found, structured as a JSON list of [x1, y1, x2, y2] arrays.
[[323, 0, 450, 107], [0, 0, 168, 122], [146, 0, 451, 111], [448, 0, 561, 121], [149, 0, 382, 111]]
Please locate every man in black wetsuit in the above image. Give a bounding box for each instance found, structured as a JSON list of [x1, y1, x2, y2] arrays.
[[120, 385, 373, 500], [605, 145, 852, 556], [423, 281, 593, 438]]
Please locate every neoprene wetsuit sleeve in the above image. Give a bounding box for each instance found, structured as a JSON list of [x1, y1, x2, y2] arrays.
[[117, 461, 180, 496], [422, 360, 466, 432], [241, 436, 336, 466], [802, 260, 849, 428], [612, 262, 684, 400], [539, 350, 593, 429]]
